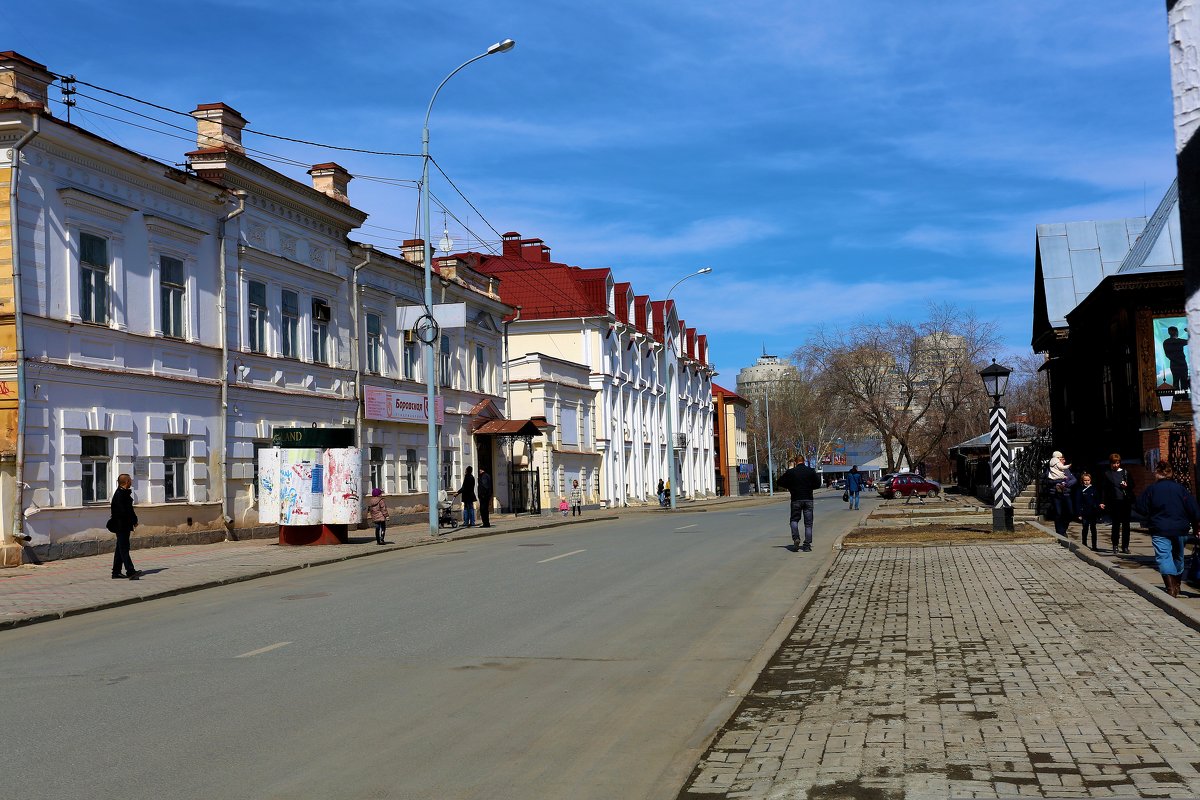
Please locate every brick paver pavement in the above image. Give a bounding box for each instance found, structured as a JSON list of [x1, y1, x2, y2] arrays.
[[680, 542, 1200, 799]]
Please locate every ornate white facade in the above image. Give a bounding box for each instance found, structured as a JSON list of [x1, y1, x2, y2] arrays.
[[0, 53, 509, 556]]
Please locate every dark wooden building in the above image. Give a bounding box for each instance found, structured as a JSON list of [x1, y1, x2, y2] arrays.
[[1032, 179, 1193, 492]]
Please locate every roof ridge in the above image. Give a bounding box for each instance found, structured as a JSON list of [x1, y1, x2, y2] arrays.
[[1117, 176, 1179, 274]]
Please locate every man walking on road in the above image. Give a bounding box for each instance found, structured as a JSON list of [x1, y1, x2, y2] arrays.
[[477, 466, 493, 528], [777, 458, 821, 551]]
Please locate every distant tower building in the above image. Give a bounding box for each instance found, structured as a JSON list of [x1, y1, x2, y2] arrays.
[[736, 350, 797, 397]]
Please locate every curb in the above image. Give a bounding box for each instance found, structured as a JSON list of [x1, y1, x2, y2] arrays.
[[1030, 518, 1200, 634], [0, 515, 619, 632]]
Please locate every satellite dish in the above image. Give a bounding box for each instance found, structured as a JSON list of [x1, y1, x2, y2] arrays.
[[437, 225, 454, 254]]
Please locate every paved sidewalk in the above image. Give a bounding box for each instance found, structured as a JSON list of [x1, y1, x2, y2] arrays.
[[0, 492, 777, 630], [679, 539, 1200, 799]]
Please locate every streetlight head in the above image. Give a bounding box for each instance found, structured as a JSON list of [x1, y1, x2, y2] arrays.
[[1157, 382, 1177, 415], [979, 359, 1012, 404], [698, 267, 713, 274], [488, 39, 516, 55]]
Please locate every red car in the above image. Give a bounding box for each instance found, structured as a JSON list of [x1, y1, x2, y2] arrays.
[[877, 473, 941, 499]]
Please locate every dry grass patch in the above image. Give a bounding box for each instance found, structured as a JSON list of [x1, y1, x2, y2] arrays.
[[843, 523, 1053, 546]]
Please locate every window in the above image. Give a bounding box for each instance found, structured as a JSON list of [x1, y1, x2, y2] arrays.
[[405, 448, 418, 493], [79, 232, 109, 324], [248, 280, 267, 353], [369, 446, 384, 491], [475, 344, 486, 392], [164, 438, 187, 501], [160, 256, 185, 338], [438, 335, 452, 387], [281, 290, 299, 358], [312, 298, 330, 364], [366, 314, 383, 374], [442, 449, 454, 492], [404, 339, 419, 381], [81, 435, 109, 505], [561, 405, 579, 446]]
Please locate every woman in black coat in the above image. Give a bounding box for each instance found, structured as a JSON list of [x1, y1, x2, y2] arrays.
[[458, 466, 477, 528], [110, 473, 141, 580]]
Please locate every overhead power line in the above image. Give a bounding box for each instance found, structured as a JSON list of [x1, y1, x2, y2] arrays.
[[46, 75, 507, 257], [55, 75, 422, 158]]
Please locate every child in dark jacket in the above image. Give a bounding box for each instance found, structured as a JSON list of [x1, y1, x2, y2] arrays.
[[1075, 472, 1101, 550]]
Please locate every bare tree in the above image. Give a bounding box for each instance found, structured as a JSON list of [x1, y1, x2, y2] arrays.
[[805, 303, 999, 474], [743, 359, 868, 480], [1004, 351, 1051, 428]]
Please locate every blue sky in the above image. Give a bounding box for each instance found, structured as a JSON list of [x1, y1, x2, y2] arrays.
[[21, 1, 1179, 382]]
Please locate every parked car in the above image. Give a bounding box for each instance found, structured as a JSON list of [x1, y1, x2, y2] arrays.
[[877, 473, 941, 499], [831, 479, 847, 490]]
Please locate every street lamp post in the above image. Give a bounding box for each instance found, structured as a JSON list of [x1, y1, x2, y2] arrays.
[[419, 39, 514, 537], [663, 267, 712, 510], [979, 359, 1013, 532], [764, 387, 774, 497]]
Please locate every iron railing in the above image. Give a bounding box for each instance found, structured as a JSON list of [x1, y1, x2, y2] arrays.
[[1011, 426, 1054, 513]]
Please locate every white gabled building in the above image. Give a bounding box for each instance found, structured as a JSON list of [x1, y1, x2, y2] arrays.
[[450, 233, 716, 508]]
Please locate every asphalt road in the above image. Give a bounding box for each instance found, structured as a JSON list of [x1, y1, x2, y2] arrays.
[[1, 494, 859, 800]]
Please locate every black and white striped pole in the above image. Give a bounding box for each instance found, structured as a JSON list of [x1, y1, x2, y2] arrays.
[[980, 360, 1014, 532]]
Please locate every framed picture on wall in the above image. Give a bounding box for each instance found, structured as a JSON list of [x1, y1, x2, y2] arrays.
[[1152, 316, 1191, 396]]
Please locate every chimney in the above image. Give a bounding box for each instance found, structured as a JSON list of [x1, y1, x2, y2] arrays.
[[308, 162, 351, 204], [520, 238, 547, 262], [502, 232, 522, 258], [0, 51, 53, 114], [402, 239, 425, 266], [190, 103, 248, 153]]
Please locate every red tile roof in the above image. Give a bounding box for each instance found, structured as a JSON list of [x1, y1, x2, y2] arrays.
[[713, 382, 750, 406], [456, 235, 706, 355]]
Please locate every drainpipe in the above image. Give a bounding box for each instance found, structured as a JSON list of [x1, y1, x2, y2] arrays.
[[503, 305, 521, 414], [218, 190, 247, 540], [9, 115, 39, 547], [350, 246, 372, 453]]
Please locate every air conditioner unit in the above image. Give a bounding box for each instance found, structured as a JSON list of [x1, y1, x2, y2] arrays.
[[673, 433, 687, 449]]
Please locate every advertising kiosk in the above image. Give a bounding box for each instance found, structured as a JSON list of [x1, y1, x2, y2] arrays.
[[257, 428, 361, 545]]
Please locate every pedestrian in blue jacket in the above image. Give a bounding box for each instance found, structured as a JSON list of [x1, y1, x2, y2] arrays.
[[845, 466, 864, 511], [1134, 460, 1200, 598]]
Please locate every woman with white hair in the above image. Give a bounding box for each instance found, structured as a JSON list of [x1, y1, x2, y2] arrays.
[[1046, 451, 1076, 537]]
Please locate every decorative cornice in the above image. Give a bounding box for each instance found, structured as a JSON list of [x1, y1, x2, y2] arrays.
[[26, 131, 227, 216], [192, 150, 367, 234], [26, 357, 222, 388], [240, 243, 345, 288], [57, 186, 136, 223], [144, 214, 208, 246]]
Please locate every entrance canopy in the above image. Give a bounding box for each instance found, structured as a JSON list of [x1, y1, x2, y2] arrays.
[[472, 419, 543, 438]]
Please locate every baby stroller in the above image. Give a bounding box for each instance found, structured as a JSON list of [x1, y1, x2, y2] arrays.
[[437, 490, 460, 530]]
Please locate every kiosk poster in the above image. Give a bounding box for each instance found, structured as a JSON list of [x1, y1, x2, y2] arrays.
[[322, 447, 362, 524], [1153, 317, 1191, 395], [257, 447, 281, 524], [279, 448, 321, 525]]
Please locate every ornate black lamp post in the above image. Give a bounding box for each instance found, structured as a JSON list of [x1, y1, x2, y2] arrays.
[[980, 359, 1013, 532]]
